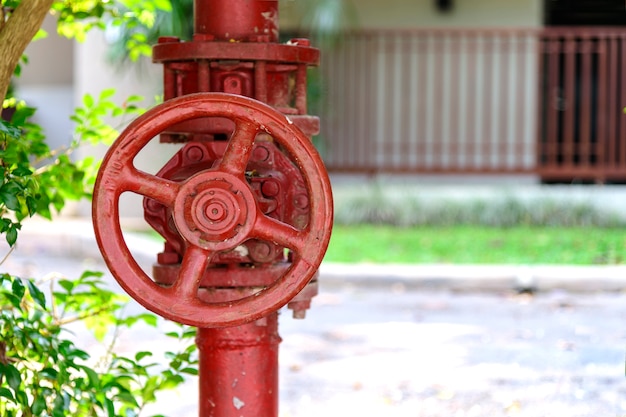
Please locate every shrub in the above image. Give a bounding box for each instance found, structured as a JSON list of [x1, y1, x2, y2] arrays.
[[334, 191, 622, 228]]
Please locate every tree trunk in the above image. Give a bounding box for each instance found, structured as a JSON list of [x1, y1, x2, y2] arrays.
[[0, 0, 54, 102]]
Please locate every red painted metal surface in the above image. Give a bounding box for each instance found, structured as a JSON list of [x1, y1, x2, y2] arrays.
[[92, 1, 330, 415], [194, 0, 278, 42], [92, 93, 332, 328], [196, 314, 280, 417]]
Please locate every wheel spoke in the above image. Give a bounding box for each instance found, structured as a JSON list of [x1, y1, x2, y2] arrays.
[[251, 214, 306, 253], [218, 121, 259, 176], [121, 169, 180, 208], [173, 245, 213, 302]]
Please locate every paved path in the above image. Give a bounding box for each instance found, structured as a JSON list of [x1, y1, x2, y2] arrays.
[[3, 219, 626, 416]]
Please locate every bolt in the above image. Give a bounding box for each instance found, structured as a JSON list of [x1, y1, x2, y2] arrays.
[[294, 194, 309, 209], [249, 241, 273, 263], [158, 251, 180, 265], [253, 146, 270, 162], [261, 180, 280, 198], [287, 300, 311, 319], [185, 145, 205, 162], [145, 198, 162, 213]]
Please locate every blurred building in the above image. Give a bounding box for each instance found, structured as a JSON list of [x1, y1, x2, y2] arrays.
[[283, 0, 626, 184], [15, 0, 626, 189]]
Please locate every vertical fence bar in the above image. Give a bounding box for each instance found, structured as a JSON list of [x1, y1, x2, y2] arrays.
[[505, 32, 517, 169], [449, 32, 461, 170], [579, 34, 593, 168], [466, 34, 483, 169], [349, 36, 357, 169], [417, 32, 428, 169], [407, 34, 419, 169], [547, 34, 561, 168], [620, 34, 626, 170], [365, 33, 376, 172], [457, 31, 468, 169], [562, 34, 576, 168], [607, 34, 618, 172], [500, 32, 511, 170], [483, 32, 495, 169], [391, 32, 403, 170], [431, 32, 443, 170], [596, 33, 608, 180], [357, 34, 365, 170], [525, 32, 537, 171], [437, 33, 452, 171]]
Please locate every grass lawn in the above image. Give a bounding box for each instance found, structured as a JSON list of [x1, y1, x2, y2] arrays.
[[325, 225, 626, 265]]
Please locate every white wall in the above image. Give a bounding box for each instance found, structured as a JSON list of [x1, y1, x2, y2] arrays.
[[16, 14, 74, 153], [281, 0, 543, 31], [74, 29, 179, 222], [354, 0, 543, 28]]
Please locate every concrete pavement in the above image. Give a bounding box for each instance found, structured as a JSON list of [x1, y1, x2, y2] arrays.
[[3, 218, 626, 417]]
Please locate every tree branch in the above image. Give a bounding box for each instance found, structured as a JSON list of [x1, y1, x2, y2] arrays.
[[0, 0, 54, 101]]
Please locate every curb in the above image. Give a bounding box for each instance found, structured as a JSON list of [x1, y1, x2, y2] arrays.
[[13, 218, 626, 294], [318, 263, 626, 293]]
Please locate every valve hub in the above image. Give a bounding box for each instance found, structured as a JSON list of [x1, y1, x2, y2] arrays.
[[174, 172, 256, 251]]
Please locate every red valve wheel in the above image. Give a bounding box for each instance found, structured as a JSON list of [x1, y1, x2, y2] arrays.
[[92, 93, 333, 328]]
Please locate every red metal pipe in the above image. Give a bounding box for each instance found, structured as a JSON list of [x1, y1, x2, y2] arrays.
[[197, 313, 281, 417], [194, 0, 278, 42]]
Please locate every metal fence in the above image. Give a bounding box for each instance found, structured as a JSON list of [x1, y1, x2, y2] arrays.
[[317, 28, 626, 182], [539, 27, 626, 182]]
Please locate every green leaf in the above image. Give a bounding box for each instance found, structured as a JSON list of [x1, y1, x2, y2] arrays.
[[32, 28, 48, 41], [99, 88, 116, 100], [83, 94, 94, 108], [126, 94, 144, 103], [1, 191, 20, 211], [15, 389, 28, 406], [57, 279, 74, 292], [12, 165, 33, 177], [80, 270, 104, 280], [6, 225, 18, 246], [179, 367, 198, 376], [32, 396, 46, 415], [26, 279, 46, 308], [116, 391, 139, 407], [11, 277, 25, 300], [104, 398, 115, 417], [135, 351, 152, 361], [0, 387, 15, 402], [3, 364, 22, 391], [80, 365, 100, 388], [0, 120, 21, 138], [40, 367, 59, 380], [160, 374, 184, 389], [152, 0, 171, 11], [25, 195, 37, 216]]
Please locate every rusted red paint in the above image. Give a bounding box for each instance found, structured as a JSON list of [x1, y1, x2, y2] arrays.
[[92, 2, 329, 416], [92, 93, 332, 328], [196, 314, 281, 417]]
